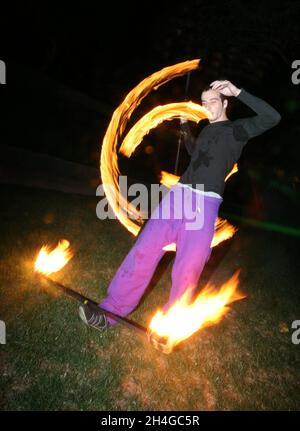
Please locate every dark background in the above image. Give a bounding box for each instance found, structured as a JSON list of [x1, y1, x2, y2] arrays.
[[1, 0, 300, 227]]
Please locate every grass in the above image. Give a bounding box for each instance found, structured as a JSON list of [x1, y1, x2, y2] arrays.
[[0, 183, 300, 410]]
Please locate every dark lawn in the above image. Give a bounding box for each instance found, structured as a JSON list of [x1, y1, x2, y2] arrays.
[[0, 184, 300, 410]]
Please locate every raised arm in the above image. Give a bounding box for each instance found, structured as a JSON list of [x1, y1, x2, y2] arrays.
[[209, 80, 281, 141], [233, 88, 281, 140]]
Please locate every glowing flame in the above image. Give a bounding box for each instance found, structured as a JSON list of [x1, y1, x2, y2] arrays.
[[162, 242, 177, 252], [34, 239, 73, 275], [211, 217, 238, 247], [100, 59, 202, 236], [160, 171, 179, 188], [120, 102, 210, 157], [225, 163, 238, 182], [149, 270, 245, 352]]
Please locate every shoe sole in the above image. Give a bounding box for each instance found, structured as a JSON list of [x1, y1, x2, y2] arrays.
[[79, 305, 107, 331], [79, 305, 89, 325]]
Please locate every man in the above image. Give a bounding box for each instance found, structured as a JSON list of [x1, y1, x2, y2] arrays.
[[79, 80, 281, 330]]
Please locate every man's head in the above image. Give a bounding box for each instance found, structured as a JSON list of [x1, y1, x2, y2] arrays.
[[201, 84, 228, 122]]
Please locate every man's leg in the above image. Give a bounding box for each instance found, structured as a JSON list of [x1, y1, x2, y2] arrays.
[[99, 190, 181, 324], [163, 194, 222, 311]]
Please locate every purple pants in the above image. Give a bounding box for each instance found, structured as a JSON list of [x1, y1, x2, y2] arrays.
[[99, 183, 223, 325]]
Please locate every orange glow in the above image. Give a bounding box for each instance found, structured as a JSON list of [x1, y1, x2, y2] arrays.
[[162, 242, 177, 252], [160, 171, 179, 188], [100, 59, 202, 236], [149, 270, 245, 352], [225, 163, 238, 182], [34, 239, 73, 275], [211, 217, 238, 247], [120, 102, 210, 157]]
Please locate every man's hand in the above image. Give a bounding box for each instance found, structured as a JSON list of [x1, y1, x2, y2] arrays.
[[210, 80, 241, 97]]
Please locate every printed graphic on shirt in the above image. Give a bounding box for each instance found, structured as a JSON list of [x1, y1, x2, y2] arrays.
[[192, 148, 214, 170]]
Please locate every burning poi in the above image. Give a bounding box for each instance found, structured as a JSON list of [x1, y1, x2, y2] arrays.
[[34, 240, 245, 354]]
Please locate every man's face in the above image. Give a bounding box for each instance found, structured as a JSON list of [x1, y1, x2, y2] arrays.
[[201, 89, 227, 121]]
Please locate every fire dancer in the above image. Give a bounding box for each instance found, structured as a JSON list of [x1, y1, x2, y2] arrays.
[[79, 80, 281, 330]]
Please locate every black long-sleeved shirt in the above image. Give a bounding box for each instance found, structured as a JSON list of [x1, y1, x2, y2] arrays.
[[179, 88, 281, 197]]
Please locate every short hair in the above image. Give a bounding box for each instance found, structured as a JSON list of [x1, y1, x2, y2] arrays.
[[201, 84, 228, 103]]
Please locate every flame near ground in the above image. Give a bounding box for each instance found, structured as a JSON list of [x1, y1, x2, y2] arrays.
[[34, 239, 73, 275], [149, 270, 246, 352]]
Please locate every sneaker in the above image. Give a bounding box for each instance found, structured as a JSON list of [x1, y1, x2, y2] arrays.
[[79, 302, 108, 330]]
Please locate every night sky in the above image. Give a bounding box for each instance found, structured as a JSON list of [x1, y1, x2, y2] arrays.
[[4, 1, 299, 103]]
